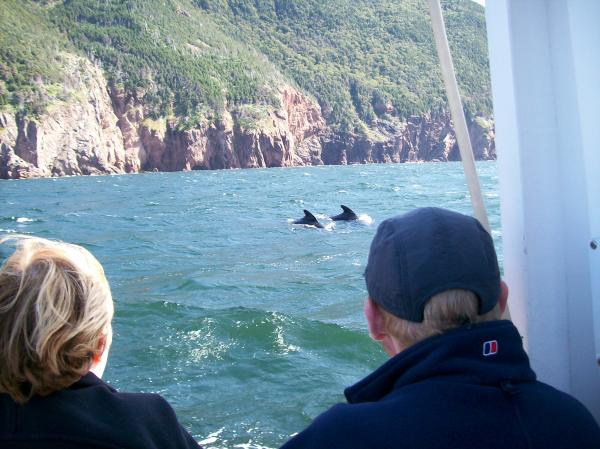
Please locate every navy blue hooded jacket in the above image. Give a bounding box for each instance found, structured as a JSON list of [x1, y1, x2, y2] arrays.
[[0, 372, 200, 449], [280, 321, 600, 449]]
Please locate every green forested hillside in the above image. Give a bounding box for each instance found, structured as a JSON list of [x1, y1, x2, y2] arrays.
[[0, 1, 73, 115], [1, 0, 489, 133], [50, 0, 283, 124], [195, 0, 490, 130]]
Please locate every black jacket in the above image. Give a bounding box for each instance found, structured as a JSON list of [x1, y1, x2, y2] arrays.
[[0, 372, 200, 449], [280, 320, 600, 449]]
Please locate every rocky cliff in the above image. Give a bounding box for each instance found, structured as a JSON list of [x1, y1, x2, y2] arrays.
[[322, 111, 495, 165], [0, 60, 494, 180], [0, 60, 126, 179]]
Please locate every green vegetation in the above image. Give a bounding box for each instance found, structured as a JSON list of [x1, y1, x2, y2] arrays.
[[236, 103, 273, 130], [195, 0, 490, 130], [474, 115, 492, 130], [0, 0, 72, 115], [142, 117, 167, 135], [49, 0, 282, 123], [0, 0, 490, 133]]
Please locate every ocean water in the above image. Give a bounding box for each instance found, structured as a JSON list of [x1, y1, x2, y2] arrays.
[[0, 161, 500, 448]]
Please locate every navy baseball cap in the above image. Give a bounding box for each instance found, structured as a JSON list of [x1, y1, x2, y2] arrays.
[[364, 207, 500, 322]]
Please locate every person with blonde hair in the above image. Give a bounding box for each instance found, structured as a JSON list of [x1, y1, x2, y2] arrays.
[[0, 235, 200, 449], [281, 207, 600, 449]]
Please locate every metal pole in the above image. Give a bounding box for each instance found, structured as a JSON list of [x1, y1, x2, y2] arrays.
[[427, 0, 491, 233]]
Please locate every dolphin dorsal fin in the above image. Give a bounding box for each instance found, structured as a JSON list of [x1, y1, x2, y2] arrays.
[[341, 205, 355, 214], [303, 209, 317, 221]]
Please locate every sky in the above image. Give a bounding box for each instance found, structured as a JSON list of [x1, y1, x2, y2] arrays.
[[472, 0, 486, 6]]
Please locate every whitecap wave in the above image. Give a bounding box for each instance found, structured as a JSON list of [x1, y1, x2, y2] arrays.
[[323, 221, 336, 231], [357, 214, 373, 225], [232, 442, 274, 449], [274, 325, 300, 354], [16, 217, 35, 223], [198, 428, 224, 446], [186, 318, 233, 363]]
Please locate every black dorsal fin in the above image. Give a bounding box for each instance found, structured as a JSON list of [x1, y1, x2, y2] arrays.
[[304, 209, 317, 221], [341, 205, 355, 214]]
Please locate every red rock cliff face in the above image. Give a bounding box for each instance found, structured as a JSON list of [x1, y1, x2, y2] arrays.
[[0, 60, 326, 179], [0, 60, 494, 179], [101, 84, 326, 172]]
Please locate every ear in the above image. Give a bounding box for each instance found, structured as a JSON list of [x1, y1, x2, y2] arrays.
[[498, 280, 509, 315], [364, 298, 387, 341], [92, 334, 107, 364]]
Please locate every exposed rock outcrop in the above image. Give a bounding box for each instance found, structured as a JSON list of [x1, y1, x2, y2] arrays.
[[0, 58, 495, 179], [321, 111, 495, 166], [0, 62, 125, 179], [108, 84, 326, 173]]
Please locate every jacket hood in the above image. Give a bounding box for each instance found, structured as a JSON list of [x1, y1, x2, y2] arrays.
[[345, 320, 536, 404]]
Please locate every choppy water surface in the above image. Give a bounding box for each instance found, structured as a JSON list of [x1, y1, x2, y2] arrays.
[[0, 162, 500, 448]]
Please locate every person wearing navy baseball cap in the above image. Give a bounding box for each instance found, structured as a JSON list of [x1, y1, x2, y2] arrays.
[[280, 208, 600, 449]]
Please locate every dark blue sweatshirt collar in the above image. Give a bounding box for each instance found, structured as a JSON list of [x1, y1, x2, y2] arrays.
[[69, 372, 116, 393], [345, 320, 536, 404]]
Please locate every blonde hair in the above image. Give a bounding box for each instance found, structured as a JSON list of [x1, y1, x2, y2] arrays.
[[0, 235, 113, 403], [380, 289, 501, 348]]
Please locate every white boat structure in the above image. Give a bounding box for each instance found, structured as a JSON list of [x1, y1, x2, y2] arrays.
[[486, 0, 600, 419]]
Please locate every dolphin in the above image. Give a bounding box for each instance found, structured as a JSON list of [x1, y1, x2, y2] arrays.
[[331, 205, 358, 221], [293, 209, 324, 228]]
